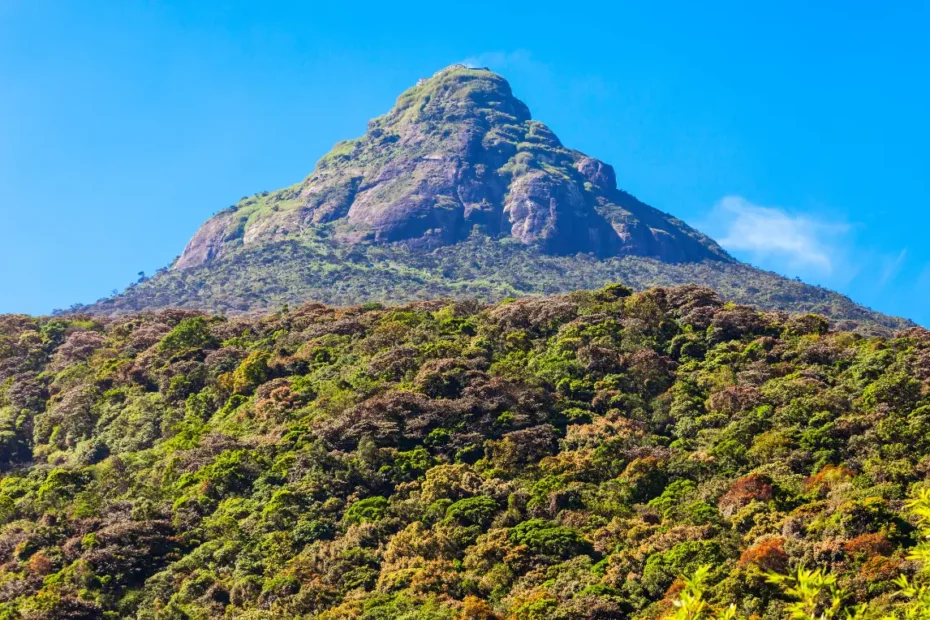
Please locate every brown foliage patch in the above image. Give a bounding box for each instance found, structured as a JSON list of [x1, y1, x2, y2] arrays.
[[738, 537, 789, 573]]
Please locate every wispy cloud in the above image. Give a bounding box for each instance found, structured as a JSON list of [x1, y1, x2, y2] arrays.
[[460, 50, 542, 72], [879, 248, 908, 288], [703, 196, 917, 323], [707, 196, 849, 275]]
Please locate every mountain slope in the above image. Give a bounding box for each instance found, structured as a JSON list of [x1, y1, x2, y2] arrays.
[[3, 285, 930, 617], [72, 66, 911, 333], [80, 235, 910, 334]]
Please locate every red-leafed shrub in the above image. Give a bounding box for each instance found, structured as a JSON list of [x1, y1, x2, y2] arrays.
[[845, 533, 893, 560], [719, 474, 774, 517], [738, 537, 789, 573], [858, 555, 902, 582]]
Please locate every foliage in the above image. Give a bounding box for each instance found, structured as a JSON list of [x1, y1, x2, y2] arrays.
[[1, 284, 929, 617], [72, 235, 910, 335], [666, 565, 737, 620], [666, 489, 930, 619]]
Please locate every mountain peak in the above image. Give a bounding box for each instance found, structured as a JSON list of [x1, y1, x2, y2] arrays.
[[174, 67, 730, 270], [383, 64, 532, 128]]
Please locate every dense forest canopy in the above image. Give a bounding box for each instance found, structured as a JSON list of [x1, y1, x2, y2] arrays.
[[2, 284, 930, 618]]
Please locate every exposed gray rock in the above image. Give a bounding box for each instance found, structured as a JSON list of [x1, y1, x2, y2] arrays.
[[173, 65, 732, 270]]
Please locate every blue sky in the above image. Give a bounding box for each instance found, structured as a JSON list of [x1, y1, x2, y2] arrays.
[[1, 1, 928, 324]]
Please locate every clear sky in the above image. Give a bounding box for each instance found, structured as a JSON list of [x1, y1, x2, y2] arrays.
[[1, 1, 928, 324]]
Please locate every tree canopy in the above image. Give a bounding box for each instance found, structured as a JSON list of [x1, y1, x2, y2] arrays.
[[1, 284, 929, 618]]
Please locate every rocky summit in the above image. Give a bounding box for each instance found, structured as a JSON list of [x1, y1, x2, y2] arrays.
[[175, 65, 730, 269], [73, 66, 910, 334]]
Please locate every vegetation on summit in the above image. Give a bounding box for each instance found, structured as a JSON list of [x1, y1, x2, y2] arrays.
[[3, 284, 930, 617]]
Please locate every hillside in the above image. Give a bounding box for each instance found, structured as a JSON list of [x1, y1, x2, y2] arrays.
[[78, 235, 911, 334], [3, 285, 930, 617], [69, 65, 912, 333]]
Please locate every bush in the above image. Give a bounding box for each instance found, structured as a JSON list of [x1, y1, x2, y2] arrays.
[[232, 351, 271, 395], [445, 496, 499, 527], [641, 541, 725, 598], [345, 496, 389, 525], [158, 316, 217, 355], [509, 519, 591, 559]]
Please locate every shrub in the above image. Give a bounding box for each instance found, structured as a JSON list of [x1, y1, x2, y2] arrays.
[[345, 496, 389, 525], [737, 537, 789, 573], [158, 316, 217, 356], [642, 541, 725, 598], [232, 351, 271, 395], [445, 496, 499, 527], [508, 519, 591, 559]]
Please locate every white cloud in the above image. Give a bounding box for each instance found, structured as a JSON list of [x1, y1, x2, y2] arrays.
[[460, 50, 539, 72], [708, 196, 849, 275]]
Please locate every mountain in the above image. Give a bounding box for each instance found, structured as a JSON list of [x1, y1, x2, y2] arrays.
[[175, 65, 728, 268], [3, 285, 930, 617], [72, 65, 911, 333]]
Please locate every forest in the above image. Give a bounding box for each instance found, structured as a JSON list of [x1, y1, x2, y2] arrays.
[[70, 233, 911, 336], [2, 283, 930, 618]]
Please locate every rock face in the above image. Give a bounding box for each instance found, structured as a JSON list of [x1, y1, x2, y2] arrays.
[[175, 65, 731, 270]]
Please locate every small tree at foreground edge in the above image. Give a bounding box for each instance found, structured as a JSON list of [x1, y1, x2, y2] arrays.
[[667, 488, 930, 619]]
